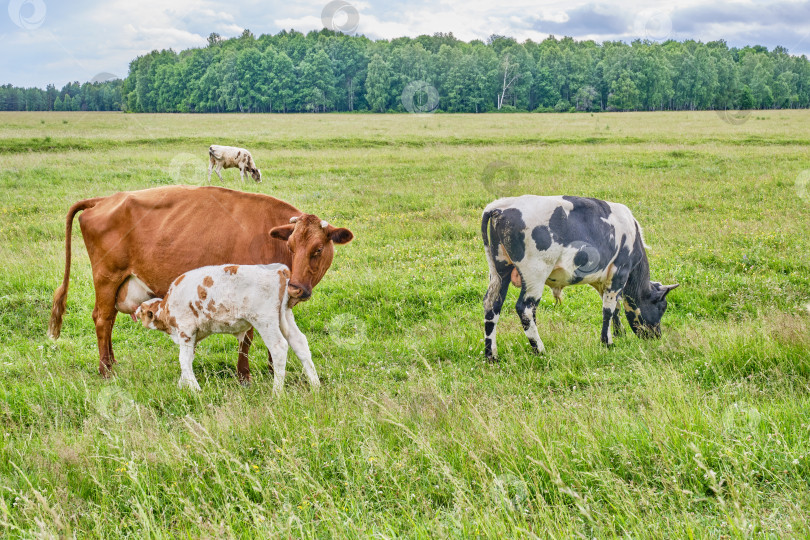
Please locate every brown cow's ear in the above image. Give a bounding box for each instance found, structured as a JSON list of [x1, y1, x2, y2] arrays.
[[270, 224, 296, 241], [327, 226, 353, 245]]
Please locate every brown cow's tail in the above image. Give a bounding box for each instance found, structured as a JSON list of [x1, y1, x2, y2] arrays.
[[47, 197, 104, 340]]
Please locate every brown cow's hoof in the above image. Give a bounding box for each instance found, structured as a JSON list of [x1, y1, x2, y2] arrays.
[[238, 375, 251, 387], [98, 365, 114, 378]]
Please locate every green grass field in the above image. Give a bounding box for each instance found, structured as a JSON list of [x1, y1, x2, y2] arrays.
[[0, 110, 809, 538]]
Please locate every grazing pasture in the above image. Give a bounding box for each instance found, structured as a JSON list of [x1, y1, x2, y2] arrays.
[[0, 110, 809, 537]]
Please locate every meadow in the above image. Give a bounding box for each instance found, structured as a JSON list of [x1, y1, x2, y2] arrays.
[[0, 110, 809, 538]]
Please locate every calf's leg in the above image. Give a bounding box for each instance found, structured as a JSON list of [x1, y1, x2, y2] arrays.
[[177, 337, 201, 391], [281, 308, 320, 388], [254, 323, 289, 395]]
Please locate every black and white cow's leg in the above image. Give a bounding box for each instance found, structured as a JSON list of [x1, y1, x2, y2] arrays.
[[483, 268, 511, 361], [601, 289, 622, 346], [515, 279, 547, 355], [611, 292, 625, 338]]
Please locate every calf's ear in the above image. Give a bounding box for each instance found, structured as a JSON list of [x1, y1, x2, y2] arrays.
[[270, 224, 295, 241], [326, 226, 353, 245]]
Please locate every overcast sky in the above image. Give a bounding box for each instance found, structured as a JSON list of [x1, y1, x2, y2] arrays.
[[2, 0, 809, 88]]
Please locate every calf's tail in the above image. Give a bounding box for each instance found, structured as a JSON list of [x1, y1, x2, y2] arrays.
[[48, 197, 104, 340]]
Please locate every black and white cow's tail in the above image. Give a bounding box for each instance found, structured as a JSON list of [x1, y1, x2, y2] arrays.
[[481, 207, 504, 283], [480, 209, 493, 248], [480, 207, 502, 249]]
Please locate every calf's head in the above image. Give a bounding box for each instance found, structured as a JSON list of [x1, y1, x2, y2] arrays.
[[136, 298, 167, 332], [625, 282, 678, 338], [269, 214, 353, 306]]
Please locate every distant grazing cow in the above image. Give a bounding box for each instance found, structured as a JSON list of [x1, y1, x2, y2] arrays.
[[48, 185, 353, 379], [209, 145, 261, 183], [481, 195, 677, 360], [136, 263, 318, 393]]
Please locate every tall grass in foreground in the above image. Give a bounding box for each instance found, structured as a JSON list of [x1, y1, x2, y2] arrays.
[[0, 111, 808, 537]]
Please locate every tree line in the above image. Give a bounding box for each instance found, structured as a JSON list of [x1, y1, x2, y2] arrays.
[[0, 80, 123, 112], [2, 29, 810, 113]]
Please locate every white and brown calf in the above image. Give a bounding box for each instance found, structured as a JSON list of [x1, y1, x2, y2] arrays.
[[481, 195, 678, 360], [136, 263, 319, 393], [208, 145, 262, 183]]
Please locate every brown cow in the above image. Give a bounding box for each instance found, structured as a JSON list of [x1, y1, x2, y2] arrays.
[[48, 185, 353, 380]]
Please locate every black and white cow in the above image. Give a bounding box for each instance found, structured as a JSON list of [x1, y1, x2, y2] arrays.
[[481, 195, 677, 360]]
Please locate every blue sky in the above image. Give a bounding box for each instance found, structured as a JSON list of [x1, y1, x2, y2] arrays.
[[2, 0, 809, 88]]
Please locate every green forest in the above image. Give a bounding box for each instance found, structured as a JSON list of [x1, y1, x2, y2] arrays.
[[3, 29, 810, 113]]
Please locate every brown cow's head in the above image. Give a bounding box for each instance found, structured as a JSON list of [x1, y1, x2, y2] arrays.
[[269, 214, 353, 306]]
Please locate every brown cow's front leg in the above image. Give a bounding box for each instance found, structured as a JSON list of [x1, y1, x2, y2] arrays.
[[237, 328, 253, 384]]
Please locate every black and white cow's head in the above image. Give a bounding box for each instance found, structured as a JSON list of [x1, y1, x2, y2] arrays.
[[624, 281, 678, 338]]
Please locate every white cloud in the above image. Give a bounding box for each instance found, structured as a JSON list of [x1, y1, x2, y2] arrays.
[[274, 15, 323, 32]]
